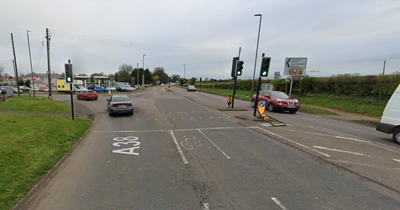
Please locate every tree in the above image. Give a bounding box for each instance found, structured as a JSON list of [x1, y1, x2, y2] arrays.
[[152, 67, 168, 83], [79, 73, 87, 76], [24, 79, 31, 87], [171, 74, 180, 82], [153, 75, 160, 84], [190, 77, 197, 85], [18, 79, 24, 86], [144, 69, 153, 84], [117, 64, 133, 82]]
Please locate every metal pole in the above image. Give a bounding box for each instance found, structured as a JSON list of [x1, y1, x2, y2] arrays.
[[46, 28, 52, 100], [143, 54, 146, 89], [11, 33, 20, 97], [253, 77, 262, 116], [27, 30, 35, 98], [184, 64, 186, 83], [137, 63, 139, 86], [382, 60, 386, 75], [251, 14, 262, 99], [68, 60, 74, 120]]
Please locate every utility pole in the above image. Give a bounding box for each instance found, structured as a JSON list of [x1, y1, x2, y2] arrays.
[[382, 60, 386, 75], [27, 30, 35, 98], [46, 28, 52, 100], [11, 33, 21, 96], [137, 63, 139, 86]]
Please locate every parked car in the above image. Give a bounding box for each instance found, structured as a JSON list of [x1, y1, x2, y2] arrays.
[[13, 88, 23, 94], [77, 90, 98, 101], [187, 85, 196, 92], [251, 91, 300, 114], [106, 95, 134, 116], [0, 87, 6, 94], [376, 84, 400, 144], [44, 87, 49, 92], [38, 87, 45, 92], [143, 84, 150, 88], [108, 87, 116, 92], [86, 85, 95, 90], [116, 86, 127, 92], [126, 86, 136, 91], [94, 86, 105, 92]]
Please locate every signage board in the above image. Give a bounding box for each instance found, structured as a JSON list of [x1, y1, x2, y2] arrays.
[[261, 83, 274, 91], [274, 72, 280, 79], [31, 78, 36, 82], [292, 76, 303, 81], [284, 57, 307, 76], [258, 101, 266, 116]]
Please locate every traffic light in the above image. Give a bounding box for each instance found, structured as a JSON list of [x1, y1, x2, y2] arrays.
[[231, 57, 239, 77], [235, 60, 244, 76], [260, 57, 271, 77], [65, 63, 73, 83]]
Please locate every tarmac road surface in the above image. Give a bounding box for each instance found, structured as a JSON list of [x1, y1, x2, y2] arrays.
[[16, 87, 400, 210]]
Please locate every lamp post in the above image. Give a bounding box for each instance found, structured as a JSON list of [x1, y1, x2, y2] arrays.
[[251, 14, 262, 98], [27, 30, 35, 97], [183, 64, 186, 83], [143, 54, 146, 89]]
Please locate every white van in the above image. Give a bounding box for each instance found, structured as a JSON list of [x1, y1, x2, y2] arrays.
[[376, 84, 400, 144]]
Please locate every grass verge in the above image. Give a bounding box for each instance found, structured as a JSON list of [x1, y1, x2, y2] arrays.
[[0, 96, 70, 113], [0, 113, 92, 210], [352, 119, 380, 126], [299, 105, 338, 115]]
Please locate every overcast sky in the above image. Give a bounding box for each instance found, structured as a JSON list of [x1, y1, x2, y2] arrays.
[[1, 0, 399, 81]]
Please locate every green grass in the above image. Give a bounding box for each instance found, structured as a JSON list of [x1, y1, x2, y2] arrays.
[[291, 94, 386, 117], [0, 98, 92, 210], [0, 96, 71, 113], [298, 105, 338, 115], [177, 86, 385, 117]]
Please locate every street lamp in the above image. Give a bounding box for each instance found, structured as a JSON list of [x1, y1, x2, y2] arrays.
[[251, 14, 262, 98], [143, 54, 146, 88], [183, 64, 186, 82], [27, 30, 35, 97]]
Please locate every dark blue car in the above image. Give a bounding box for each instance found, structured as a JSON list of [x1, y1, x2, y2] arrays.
[[116, 86, 127, 92]]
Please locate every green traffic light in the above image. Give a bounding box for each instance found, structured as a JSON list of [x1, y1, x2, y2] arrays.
[[262, 71, 267, 76]]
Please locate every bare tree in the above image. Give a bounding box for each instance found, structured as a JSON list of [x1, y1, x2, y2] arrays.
[[0, 65, 4, 84]]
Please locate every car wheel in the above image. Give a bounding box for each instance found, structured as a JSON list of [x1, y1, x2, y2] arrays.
[[109, 111, 112, 116], [251, 100, 256, 108], [267, 103, 275, 112], [77, 95, 80, 100], [84, 96, 87, 101], [289, 110, 297, 114], [95, 98, 97, 100], [393, 129, 400, 144]]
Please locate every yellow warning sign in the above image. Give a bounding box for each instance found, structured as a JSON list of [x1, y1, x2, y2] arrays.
[[258, 101, 266, 116]]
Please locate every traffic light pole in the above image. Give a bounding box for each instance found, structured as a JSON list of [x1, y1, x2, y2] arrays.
[[231, 76, 237, 109], [70, 83, 74, 120], [253, 76, 262, 116]]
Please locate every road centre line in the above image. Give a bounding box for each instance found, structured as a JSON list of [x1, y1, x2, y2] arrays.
[[170, 131, 188, 164], [271, 197, 287, 210], [198, 129, 231, 159], [313, 146, 371, 157], [250, 126, 330, 157]]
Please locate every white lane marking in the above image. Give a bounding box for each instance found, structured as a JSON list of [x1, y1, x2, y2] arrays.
[[271, 197, 287, 210], [287, 130, 370, 143], [202, 203, 210, 210], [93, 126, 245, 133], [313, 146, 371, 157], [393, 159, 400, 163], [170, 131, 188, 164], [251, 127, 330, 157], [198, 129, 231, 159]]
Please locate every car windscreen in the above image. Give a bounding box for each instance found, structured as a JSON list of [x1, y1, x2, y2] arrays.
[[270, 92, 289, 99], [112, 96, 130, 102]]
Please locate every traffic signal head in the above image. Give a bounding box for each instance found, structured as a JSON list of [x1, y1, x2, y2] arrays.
[[65, 63, 73, 83], [231, 57, 239, 77], [260, 57, 271, 77], [235, 60, 244, 76]]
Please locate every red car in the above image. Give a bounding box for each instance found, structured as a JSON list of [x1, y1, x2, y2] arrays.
[[38, 87, 45, 92], [251, 91, 300, 114], [77, 90, 98, 101]]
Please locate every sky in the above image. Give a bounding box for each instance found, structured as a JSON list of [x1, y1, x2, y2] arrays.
[[1, 0, 400, 81]]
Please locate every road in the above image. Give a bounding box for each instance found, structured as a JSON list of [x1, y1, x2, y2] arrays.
[[18, 87, 400, 210]]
